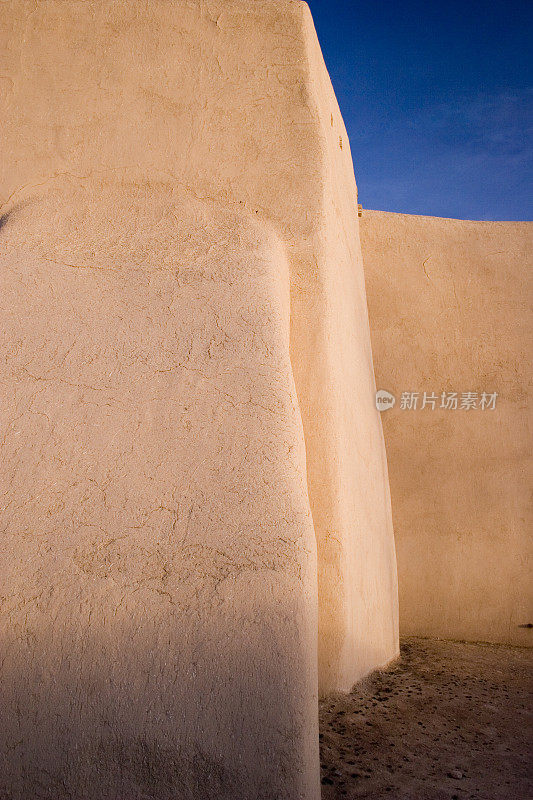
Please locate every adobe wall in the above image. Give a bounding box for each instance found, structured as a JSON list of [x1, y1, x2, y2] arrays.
[[0, 2, 398, 797], [360, 210, 532, 647]]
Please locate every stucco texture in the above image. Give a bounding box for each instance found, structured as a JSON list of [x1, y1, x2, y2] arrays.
[[0, 2, 398, 797], [360, 210, 532, 648]]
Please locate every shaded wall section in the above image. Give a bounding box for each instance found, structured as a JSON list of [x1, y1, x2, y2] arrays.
[[360, 210, 532, 646], [0, 1, 397, 797]]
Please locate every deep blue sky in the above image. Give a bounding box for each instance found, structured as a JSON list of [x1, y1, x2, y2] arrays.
[[306, 0, 532, 220]]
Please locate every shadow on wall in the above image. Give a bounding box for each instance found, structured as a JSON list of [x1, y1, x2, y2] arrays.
[[0, 200, 34, 232], [0, 615, 312, 800]]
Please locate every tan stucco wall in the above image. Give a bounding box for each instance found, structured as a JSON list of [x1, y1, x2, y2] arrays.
[[360, 210, 532, 647], [0, 2, 398, 797]]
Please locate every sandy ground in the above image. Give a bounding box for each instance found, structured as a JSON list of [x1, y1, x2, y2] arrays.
[[319, 637, 532, 799]]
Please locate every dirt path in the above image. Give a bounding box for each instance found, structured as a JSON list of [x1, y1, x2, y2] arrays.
[[319, 637, 532, 799]]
